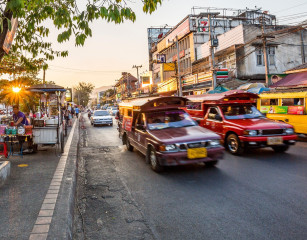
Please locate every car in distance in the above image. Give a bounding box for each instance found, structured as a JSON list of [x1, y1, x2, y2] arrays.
[[90, 110, 113, 127], [110, 107, 119, 116]]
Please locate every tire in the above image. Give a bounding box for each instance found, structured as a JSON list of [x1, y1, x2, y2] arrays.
[[205, 160, 218, 167], [110, 123, 113, 126], [93, 124, 96, 127], [272, 145, 289, 153], [148, 147, 163, 172], [226, 133, 244, 155], [125, 136, 134, 152], [60, 132, 64, 153]]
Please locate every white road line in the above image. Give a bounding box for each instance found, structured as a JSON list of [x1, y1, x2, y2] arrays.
[[29, 120, 77, 240]]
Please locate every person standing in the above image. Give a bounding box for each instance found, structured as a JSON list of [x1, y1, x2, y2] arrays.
[[75, 106, 79, 118]]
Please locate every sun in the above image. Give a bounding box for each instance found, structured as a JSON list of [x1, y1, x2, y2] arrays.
[[12, 87, 21, 93]]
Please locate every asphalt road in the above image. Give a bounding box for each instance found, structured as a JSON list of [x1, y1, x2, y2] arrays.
[[75, 116, 307, 240], [0, 123, 75, 240]]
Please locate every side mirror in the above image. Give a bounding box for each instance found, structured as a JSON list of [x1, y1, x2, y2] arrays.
[[215, 115, 222, 121], [136, 124, 145, 131]]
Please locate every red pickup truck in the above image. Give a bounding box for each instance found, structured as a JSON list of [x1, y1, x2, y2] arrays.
[[186, 90, 297, 155]]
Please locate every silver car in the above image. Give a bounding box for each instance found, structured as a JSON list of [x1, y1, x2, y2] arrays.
[[90, 110, 113, 127]]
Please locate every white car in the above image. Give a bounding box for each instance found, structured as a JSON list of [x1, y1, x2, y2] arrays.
[[90, 110, 113, 127]]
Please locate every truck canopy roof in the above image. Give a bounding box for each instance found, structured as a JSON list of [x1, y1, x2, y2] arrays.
[[187, 90, 258, 105], [119, 96, 187, 112]]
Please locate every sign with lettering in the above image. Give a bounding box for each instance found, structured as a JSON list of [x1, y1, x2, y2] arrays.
[[288, 106, 304, 115]]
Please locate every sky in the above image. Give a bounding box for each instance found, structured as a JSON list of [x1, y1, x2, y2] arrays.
[[37, 0, 307, 89]]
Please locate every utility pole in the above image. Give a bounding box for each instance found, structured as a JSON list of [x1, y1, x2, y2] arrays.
[[207, 13, 219, 90], [132, 65, 142, 93], [175, 36, 182, 97], [261, 20, 270, 86], [301, 30, 306, 64], [126, 72, 130, 98]]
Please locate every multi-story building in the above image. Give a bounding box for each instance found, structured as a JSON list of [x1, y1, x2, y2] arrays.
[[114, 72, 138, 100], [148, 8, 307, 95]]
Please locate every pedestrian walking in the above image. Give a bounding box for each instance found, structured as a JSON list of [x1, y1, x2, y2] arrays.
[[75, 106, 79, 118]]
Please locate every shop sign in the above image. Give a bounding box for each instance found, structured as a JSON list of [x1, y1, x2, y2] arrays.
[[141, 76, 151, 85], [157, 54, 166, 63], [198, 19, 210, 32], [288, 106, 304, 115], [65, 88, 73, 102], [163, 63, 176, 72]]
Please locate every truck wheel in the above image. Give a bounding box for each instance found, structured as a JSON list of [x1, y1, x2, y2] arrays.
[[272, 145, 289, 153], [149, 147, 163, 172], [205, 160, 218, 167], [226, 134, 244, 155], [125, 136, 134, 152]]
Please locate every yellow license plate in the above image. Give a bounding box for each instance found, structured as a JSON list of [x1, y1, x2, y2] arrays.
[[187, 148, 207, 159], [267, 137, 283, 145]]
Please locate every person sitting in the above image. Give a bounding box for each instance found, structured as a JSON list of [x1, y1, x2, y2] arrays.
[[13, 105, 29, 126]]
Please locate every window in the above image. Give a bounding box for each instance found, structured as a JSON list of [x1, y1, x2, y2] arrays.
[[282, 98, 304, 106], [256, 47, 276, 66], [207, 107, 221, 121], [268, 47, 275, 66], [256, 48, 264, 66], [261, 99, 278, 106], [187, 101, 202, 110], [125, 108, 133, 117], [221, 105, 263, 120], [136, 113, 145, 129]]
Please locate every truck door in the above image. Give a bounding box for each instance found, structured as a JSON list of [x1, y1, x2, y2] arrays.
[[134, 113, 147, 155], [205, 107, 224, 136]]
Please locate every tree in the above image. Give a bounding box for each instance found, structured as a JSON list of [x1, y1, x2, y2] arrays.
[[73, 82, 94, 106], [0, 0, 163, 66]]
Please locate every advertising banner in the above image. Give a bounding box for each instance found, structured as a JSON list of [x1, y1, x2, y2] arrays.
[[123, 117, 133, 131], [261, 106, 288, 114], [288, 106, 304, 115]]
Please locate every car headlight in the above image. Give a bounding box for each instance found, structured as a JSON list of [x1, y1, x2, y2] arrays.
[[165, 144, 177, 151], [209, 140, 220, 147], [284, 128, 294, 135], [244, 130, 257, 136]]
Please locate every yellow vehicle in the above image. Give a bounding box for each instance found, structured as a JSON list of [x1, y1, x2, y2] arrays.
[[258, 91, 307, 135]]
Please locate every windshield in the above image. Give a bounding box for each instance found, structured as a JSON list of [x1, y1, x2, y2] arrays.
[[146, 110, 197, 130], [94, 111, 109, 116], [221, 105, 264, 120]]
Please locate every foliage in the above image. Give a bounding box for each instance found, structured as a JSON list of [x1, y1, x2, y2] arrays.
[[73, 81, 94, 106], [103, 88, 115, 98], [0, 0, 163, 67], [0, 76, 41, 112]]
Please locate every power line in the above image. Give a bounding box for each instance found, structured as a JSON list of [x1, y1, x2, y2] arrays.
[[273, 1, 307, 14]]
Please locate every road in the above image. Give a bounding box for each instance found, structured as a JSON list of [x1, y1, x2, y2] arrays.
[[74, 115, 307, 240]]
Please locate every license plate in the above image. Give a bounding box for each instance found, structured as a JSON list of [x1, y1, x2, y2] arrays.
[[267, 137, 283, 145], [187, 148, 207, 159]]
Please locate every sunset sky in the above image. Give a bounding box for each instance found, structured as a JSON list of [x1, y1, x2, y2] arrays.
[[37, 0, 305, 89]]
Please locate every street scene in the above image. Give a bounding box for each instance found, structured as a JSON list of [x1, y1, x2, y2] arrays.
[[0, 0, 307, 240]]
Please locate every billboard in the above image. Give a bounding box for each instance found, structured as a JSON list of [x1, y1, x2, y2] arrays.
[[156, 54, 166, 63]]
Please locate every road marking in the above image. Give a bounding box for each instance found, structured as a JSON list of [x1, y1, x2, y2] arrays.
[[29, 120, 77, 240], [18, 164, 28, 167]]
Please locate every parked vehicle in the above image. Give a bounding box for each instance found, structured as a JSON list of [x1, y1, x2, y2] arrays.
[[118, 96, 224, 172], [186, 90, 297, 155], [110, 107, 119, 116], [90, 110, 113, 127], [258, 91, 307, 136]]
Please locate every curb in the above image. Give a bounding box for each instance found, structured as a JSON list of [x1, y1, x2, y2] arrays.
[[0, 161, 10, 187], [47, 121, 80, 240]]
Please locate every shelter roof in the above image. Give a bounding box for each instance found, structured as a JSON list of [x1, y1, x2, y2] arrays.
[[271, 72, 307, 88]]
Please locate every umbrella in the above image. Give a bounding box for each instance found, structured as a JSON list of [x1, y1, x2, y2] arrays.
[[238, 83, 266, 90], [247, 87, 270, 94], [208, 85, 229, 94]]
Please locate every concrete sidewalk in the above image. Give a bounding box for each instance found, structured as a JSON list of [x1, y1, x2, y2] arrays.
[[0, 118, 79, 240]]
